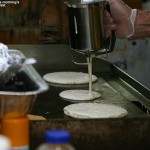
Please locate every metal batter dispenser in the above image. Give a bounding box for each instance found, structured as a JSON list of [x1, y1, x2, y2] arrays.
[[65, 0, 116, 57]]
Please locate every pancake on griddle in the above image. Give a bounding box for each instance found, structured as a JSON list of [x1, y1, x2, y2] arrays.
[[64, 103, 128, 119], [43, 71, 98, 85], [59, 89, 101, 102]]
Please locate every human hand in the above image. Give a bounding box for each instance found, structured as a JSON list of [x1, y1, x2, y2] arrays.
[[104, 0, 137, 38]]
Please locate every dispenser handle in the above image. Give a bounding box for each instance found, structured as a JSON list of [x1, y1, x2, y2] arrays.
[[105, 1, 116, 52], [95, 1, 116, 56]]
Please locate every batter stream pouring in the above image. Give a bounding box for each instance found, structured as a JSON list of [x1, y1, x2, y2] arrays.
[[59, 55, 101, 102]]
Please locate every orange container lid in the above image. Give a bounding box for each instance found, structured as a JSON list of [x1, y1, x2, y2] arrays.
[[1, 116, 29, 147]]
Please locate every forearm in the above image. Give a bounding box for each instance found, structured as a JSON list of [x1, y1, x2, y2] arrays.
[[129, 10, 150, 39]]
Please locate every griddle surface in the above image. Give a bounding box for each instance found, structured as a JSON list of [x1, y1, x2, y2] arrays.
[[31, 72, 148, 119]]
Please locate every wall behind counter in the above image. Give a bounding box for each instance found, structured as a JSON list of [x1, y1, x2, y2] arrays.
[[0, 0, 142, 45], [0, 0, 69, 44], [108, 1, 150, 89]]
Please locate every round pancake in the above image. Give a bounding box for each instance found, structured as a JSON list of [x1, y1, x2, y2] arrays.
[[64, 103, 128, 118], [43, 72, 98, 85], [59, 90, 101, 102]]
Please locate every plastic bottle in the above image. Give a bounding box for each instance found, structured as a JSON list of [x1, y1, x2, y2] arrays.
[[0, 135, 11, 150], [1, 116, 29, 150], [37, 129, 76, 150]]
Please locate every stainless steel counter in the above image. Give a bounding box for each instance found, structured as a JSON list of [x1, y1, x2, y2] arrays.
[[8, 44, 150, 150]]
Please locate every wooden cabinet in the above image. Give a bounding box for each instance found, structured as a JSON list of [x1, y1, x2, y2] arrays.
[[0, 0, 142, 44], [0, 0, 69, 44], [123, 0, 142, 9]]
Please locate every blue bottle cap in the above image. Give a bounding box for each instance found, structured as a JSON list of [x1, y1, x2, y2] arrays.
[[45, 130, 71, 144]]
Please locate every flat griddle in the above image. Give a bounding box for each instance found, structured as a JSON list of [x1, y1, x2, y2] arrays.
[[8, 45, 150, 150]]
